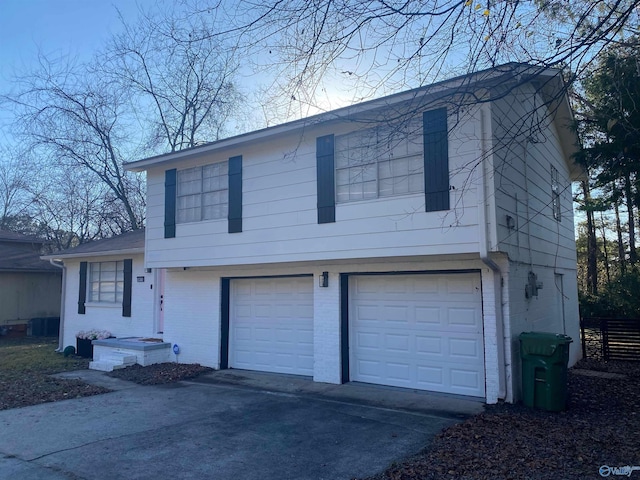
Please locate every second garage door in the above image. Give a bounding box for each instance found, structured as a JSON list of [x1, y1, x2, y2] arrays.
[[229, 277, 314, 376], [350, 273, 485, 397]]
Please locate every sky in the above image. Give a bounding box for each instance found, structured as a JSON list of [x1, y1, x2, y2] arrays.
[[0, 0, 159, 131], [0, 0, 151, 79]]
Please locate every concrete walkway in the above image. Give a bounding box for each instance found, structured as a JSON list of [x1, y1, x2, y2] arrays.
[[0, 370, 484, 480]]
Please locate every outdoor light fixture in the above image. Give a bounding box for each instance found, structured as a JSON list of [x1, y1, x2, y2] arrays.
[[319, 271, 329, 287]]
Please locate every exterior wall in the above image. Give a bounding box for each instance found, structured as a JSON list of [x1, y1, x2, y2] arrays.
[[0, 272, 61, 326], [60, 255, 155, 350], [159, 255, 503, 403], [144, 104, 484, 269], [162, 269, 220, 367], [490, 84, 581, 401]]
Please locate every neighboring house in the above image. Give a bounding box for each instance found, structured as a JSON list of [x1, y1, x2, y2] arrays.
[[42, 230, 161, 354], [0, 230, 62, 336], [55, 63, 583, 404]]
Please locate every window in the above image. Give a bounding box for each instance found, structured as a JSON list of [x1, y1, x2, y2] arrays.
[[89, 261, 124, 303], [335, 120, 423, 203], [551, 165, 561, 222], [177, 161, 228, 223]]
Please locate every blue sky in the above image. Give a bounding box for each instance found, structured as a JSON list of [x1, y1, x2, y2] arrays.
[[0, 0, 164, 136], [0, 0, 150, 77], [0, 0, 162, 126]]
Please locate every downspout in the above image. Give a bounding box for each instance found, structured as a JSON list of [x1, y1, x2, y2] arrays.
[[478, 103, 508, 402], [49, 259, 66, 353]]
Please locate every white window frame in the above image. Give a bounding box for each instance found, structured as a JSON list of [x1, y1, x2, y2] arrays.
[[177, 161, 229, 223], [551, 165, 561, 222], [335, 120, 424, 203], [88, 261, 124, 304]]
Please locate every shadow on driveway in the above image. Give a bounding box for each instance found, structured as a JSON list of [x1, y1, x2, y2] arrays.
[[0, 370, 483, 480]]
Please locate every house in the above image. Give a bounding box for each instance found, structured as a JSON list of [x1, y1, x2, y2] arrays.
[[42, 229, 166, 361], [0, 230, 62, 337], [54, 63, 583, 403]]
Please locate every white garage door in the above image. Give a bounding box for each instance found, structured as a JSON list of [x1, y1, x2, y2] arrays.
[[230, 277, 313, 376], [350, 273, 485, 397]]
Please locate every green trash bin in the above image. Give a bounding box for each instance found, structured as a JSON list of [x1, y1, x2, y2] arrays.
[[519, 332, 572, 412]]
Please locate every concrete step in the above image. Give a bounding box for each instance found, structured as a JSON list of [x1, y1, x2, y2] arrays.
[[89, 353, 138, 372]]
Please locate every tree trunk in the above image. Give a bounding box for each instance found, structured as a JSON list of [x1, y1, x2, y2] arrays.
[[615, 200, 626, 275], [624, 172, 637, 264], [599, 212, 611, 286], [583, 180, 599, 295]]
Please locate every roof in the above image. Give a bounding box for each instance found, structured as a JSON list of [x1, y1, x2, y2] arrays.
[[0, 234, 60, 273], [42, 229, 145, 261], [124, 62, 582, 179], [0, 230, 48, 244]]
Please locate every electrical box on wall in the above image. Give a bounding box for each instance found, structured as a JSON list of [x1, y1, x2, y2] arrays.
[[525, 271, 543, 299]]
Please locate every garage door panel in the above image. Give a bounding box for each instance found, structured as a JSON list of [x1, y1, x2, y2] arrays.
[[387, 362, 411, 381], [417, 365, 443, 386], [356, 331, 380, 349], [416, 335, 443, 355], [384, 305, 410, 323], [449, 337, 481, 360], [412, 276, 440, 294], [230, 277, 313, 376], [351, 273, 485, 397], [445, 277, 478, 294], [450, 368, 482, 392], [415, 306, 441, 325], [448, 307, 480, 327], [385, 333, 410, 352]]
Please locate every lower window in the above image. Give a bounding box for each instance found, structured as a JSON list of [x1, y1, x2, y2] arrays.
[[89, 261, 124, 303]]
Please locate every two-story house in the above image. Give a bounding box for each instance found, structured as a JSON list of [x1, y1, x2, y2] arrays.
[[52, 63, 582, 404]]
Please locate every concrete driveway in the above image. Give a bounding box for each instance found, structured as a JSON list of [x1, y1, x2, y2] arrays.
[[0, 371, 483, 480]]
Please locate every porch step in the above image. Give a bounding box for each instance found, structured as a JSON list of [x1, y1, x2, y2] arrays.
[[89, 353, 137, 372]]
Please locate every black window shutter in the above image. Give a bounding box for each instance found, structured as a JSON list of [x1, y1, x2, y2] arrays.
[[122, 259, 133, 317], [228, 156, 243, 233], [78, 261, 87, 314], [220, 278, 230, 369], [423, 108, 450, 212], [316, 134, 336, 223], [165, 169, 177, 238]]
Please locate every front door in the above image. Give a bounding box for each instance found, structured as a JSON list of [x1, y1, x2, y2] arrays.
[[154, 268, 166, 334]]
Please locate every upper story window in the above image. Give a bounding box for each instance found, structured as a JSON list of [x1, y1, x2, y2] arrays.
[[177, 161, 228, 223], [89, 261, 124, 303], [551, 165, 561, 222], [335, 120, 423, 203]]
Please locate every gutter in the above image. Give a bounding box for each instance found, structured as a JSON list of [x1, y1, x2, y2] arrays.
[[478, 103, 508, 402], [49, 259, 66, 353]]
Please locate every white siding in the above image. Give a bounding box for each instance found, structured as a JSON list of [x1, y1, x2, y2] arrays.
[[60, 255, 155, 351], [144, 106, 483, 268], [489, 85, 581, 401], [491, 85, 578, 271]]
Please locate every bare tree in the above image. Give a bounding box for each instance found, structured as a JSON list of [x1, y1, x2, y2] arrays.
[[102, 3, 243, 152], [183, 0, 639, 116], [1, 3, 243, 243], [4, 54, 144, 232], [0, 145, 36, 229]]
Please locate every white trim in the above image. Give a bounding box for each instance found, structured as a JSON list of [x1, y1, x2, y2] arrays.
[[42, 248, 143, 261]]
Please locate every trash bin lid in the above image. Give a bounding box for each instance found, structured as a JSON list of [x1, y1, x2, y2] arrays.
[[519, 331, 573, 356]]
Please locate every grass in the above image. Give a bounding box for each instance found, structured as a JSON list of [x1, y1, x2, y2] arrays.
[[0, 336, 108, 410], [0, 336, 88, 374]]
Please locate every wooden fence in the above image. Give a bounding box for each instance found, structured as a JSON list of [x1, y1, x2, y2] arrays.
[[580, 317, 640, 361]]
